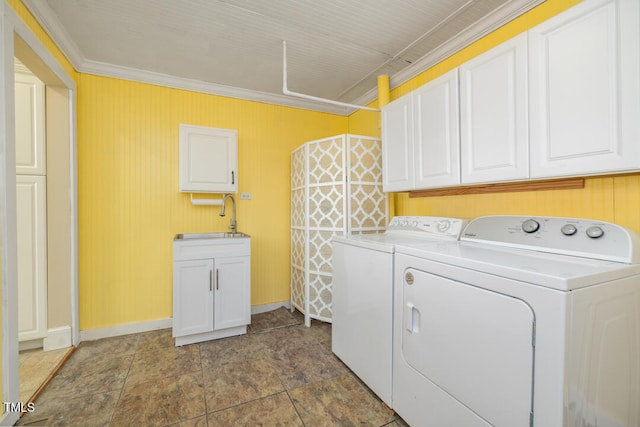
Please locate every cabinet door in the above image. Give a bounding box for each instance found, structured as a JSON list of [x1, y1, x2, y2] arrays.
[[173, 259, 214, 337], [529, 0, 640, 178], [15, 66, 46, 175], [179, 124, 238, 193], [460, 34, 528, 184], [382, 94, 413, 192], [214, 256, 251, 330], [17, 175, 47, 341], [413, 69, 460, 189]]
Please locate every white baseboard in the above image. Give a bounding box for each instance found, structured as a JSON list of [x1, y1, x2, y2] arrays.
[[78, 303, 291, 343], [43, 326, 72, 351], [18, 338, 43, 352], [250, 301, 290, 315], [79, 318, 173, 342]]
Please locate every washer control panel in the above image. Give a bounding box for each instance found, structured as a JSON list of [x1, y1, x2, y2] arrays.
[[461, 215, 640, 263], [387, 216, 467, 239]]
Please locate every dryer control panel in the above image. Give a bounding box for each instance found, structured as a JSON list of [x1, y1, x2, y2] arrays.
[[461, 215, 640, 263]]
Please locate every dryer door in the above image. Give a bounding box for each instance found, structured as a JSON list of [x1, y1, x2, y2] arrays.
[[402, 268, 535, 427]]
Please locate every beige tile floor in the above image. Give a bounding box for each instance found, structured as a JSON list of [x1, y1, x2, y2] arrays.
[[19, 346, 71, 403], [17, 308, 408, 426]]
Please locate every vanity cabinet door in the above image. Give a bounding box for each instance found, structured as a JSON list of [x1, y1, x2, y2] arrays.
[[213, 256, 251, 330], [173, 259, 214, 337]]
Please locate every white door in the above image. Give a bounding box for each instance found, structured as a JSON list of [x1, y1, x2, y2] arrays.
[[17, 176, 47, 341], [381, 94, 413, 192], [413, 69, 460, 189], [460, 33, 528, 184], [214, 256, 250, 330], [402, 268, 535, 427], [16, 62, 48, 343], [529, 0, 640, 178], [172, 259, 214, 337]]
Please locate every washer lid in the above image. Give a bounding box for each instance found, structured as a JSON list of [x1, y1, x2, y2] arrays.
[[396, 239, 640, 291]]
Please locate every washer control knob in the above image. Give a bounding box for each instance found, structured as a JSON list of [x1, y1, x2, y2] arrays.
[[561, 224, 577, 236], [586, 226, 605, 239], [522, 219, 540, 233], [437, 220, 451, 232]]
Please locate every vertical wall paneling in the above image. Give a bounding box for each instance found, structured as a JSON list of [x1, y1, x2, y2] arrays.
[[77, 74, 347, 329]]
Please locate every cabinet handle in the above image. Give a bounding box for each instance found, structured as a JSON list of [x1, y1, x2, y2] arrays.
[[216, 269, 219, 290], [209, 270, 213, 291], [231, 171, 235, 185]]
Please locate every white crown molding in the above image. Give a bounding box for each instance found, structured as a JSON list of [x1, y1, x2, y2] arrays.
[[80, 58, 353, 115], [352, 0, 545, 108], [24, 0, 543, 116]]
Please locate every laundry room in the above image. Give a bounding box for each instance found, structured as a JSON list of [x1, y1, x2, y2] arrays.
[[2, 0, 640, 426]]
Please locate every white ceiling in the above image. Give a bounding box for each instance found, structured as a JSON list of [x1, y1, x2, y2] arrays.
[[23, 0, 543, 114]]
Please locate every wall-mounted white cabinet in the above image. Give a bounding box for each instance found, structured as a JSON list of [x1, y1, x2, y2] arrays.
[[179, 124, 238, 193], [382, 0, 640, 192], [173, 236, 250, 346], [381, 96, 413, 191], [529, 0, 640, 178], [460, 33, 528, 184], [382, 69, 460, 192], [414, 69, 460, 189]]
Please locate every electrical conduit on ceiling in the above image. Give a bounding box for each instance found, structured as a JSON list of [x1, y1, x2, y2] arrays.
[[281, 40, 381, 112]]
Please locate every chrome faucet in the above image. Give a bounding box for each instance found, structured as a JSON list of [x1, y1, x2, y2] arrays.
[[220, 193, 237, 234]]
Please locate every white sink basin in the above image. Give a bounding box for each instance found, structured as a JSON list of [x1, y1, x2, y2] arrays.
[[174, 232, 249, 240]]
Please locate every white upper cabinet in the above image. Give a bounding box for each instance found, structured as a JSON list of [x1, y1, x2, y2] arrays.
[[382, 95, 413, 192], [414, 69, 460, 189], [382, 69, 460, 191], [179, 124, 238, 193], [529, 0, 640, 178], [382, 0, 640, 192], [460, 33, 529, 184]]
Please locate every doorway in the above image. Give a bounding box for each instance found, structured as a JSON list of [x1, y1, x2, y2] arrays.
[[1, 6, 78, 425], [14, 57, 73, 402]]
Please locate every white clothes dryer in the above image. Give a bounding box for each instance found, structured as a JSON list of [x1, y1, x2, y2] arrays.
[[331, 216, 467, 407], [393, 215, 640, 427]]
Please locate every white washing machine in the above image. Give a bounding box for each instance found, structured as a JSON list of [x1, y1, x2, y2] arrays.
[[393, 215, 640, 427], [331, 216, 467, 407]]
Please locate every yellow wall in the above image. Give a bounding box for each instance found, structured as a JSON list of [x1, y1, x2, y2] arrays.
[[383, 0, 640, 235], [10, 0, 639, 337], [77, 74, 348, 329]]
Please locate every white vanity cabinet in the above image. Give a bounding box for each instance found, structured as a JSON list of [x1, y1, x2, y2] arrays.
[[459, 33, 529, 184], [173, 236, 250, 346], [528, 0, 640, 178], [179, 124, 238, 193], [382, 69, 460, 191]]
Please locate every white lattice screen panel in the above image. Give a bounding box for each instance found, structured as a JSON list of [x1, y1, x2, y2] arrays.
[[291, 134, 387, 326]]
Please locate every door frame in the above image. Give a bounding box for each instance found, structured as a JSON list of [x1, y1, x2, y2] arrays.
[[1, 3, 77, 425]]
